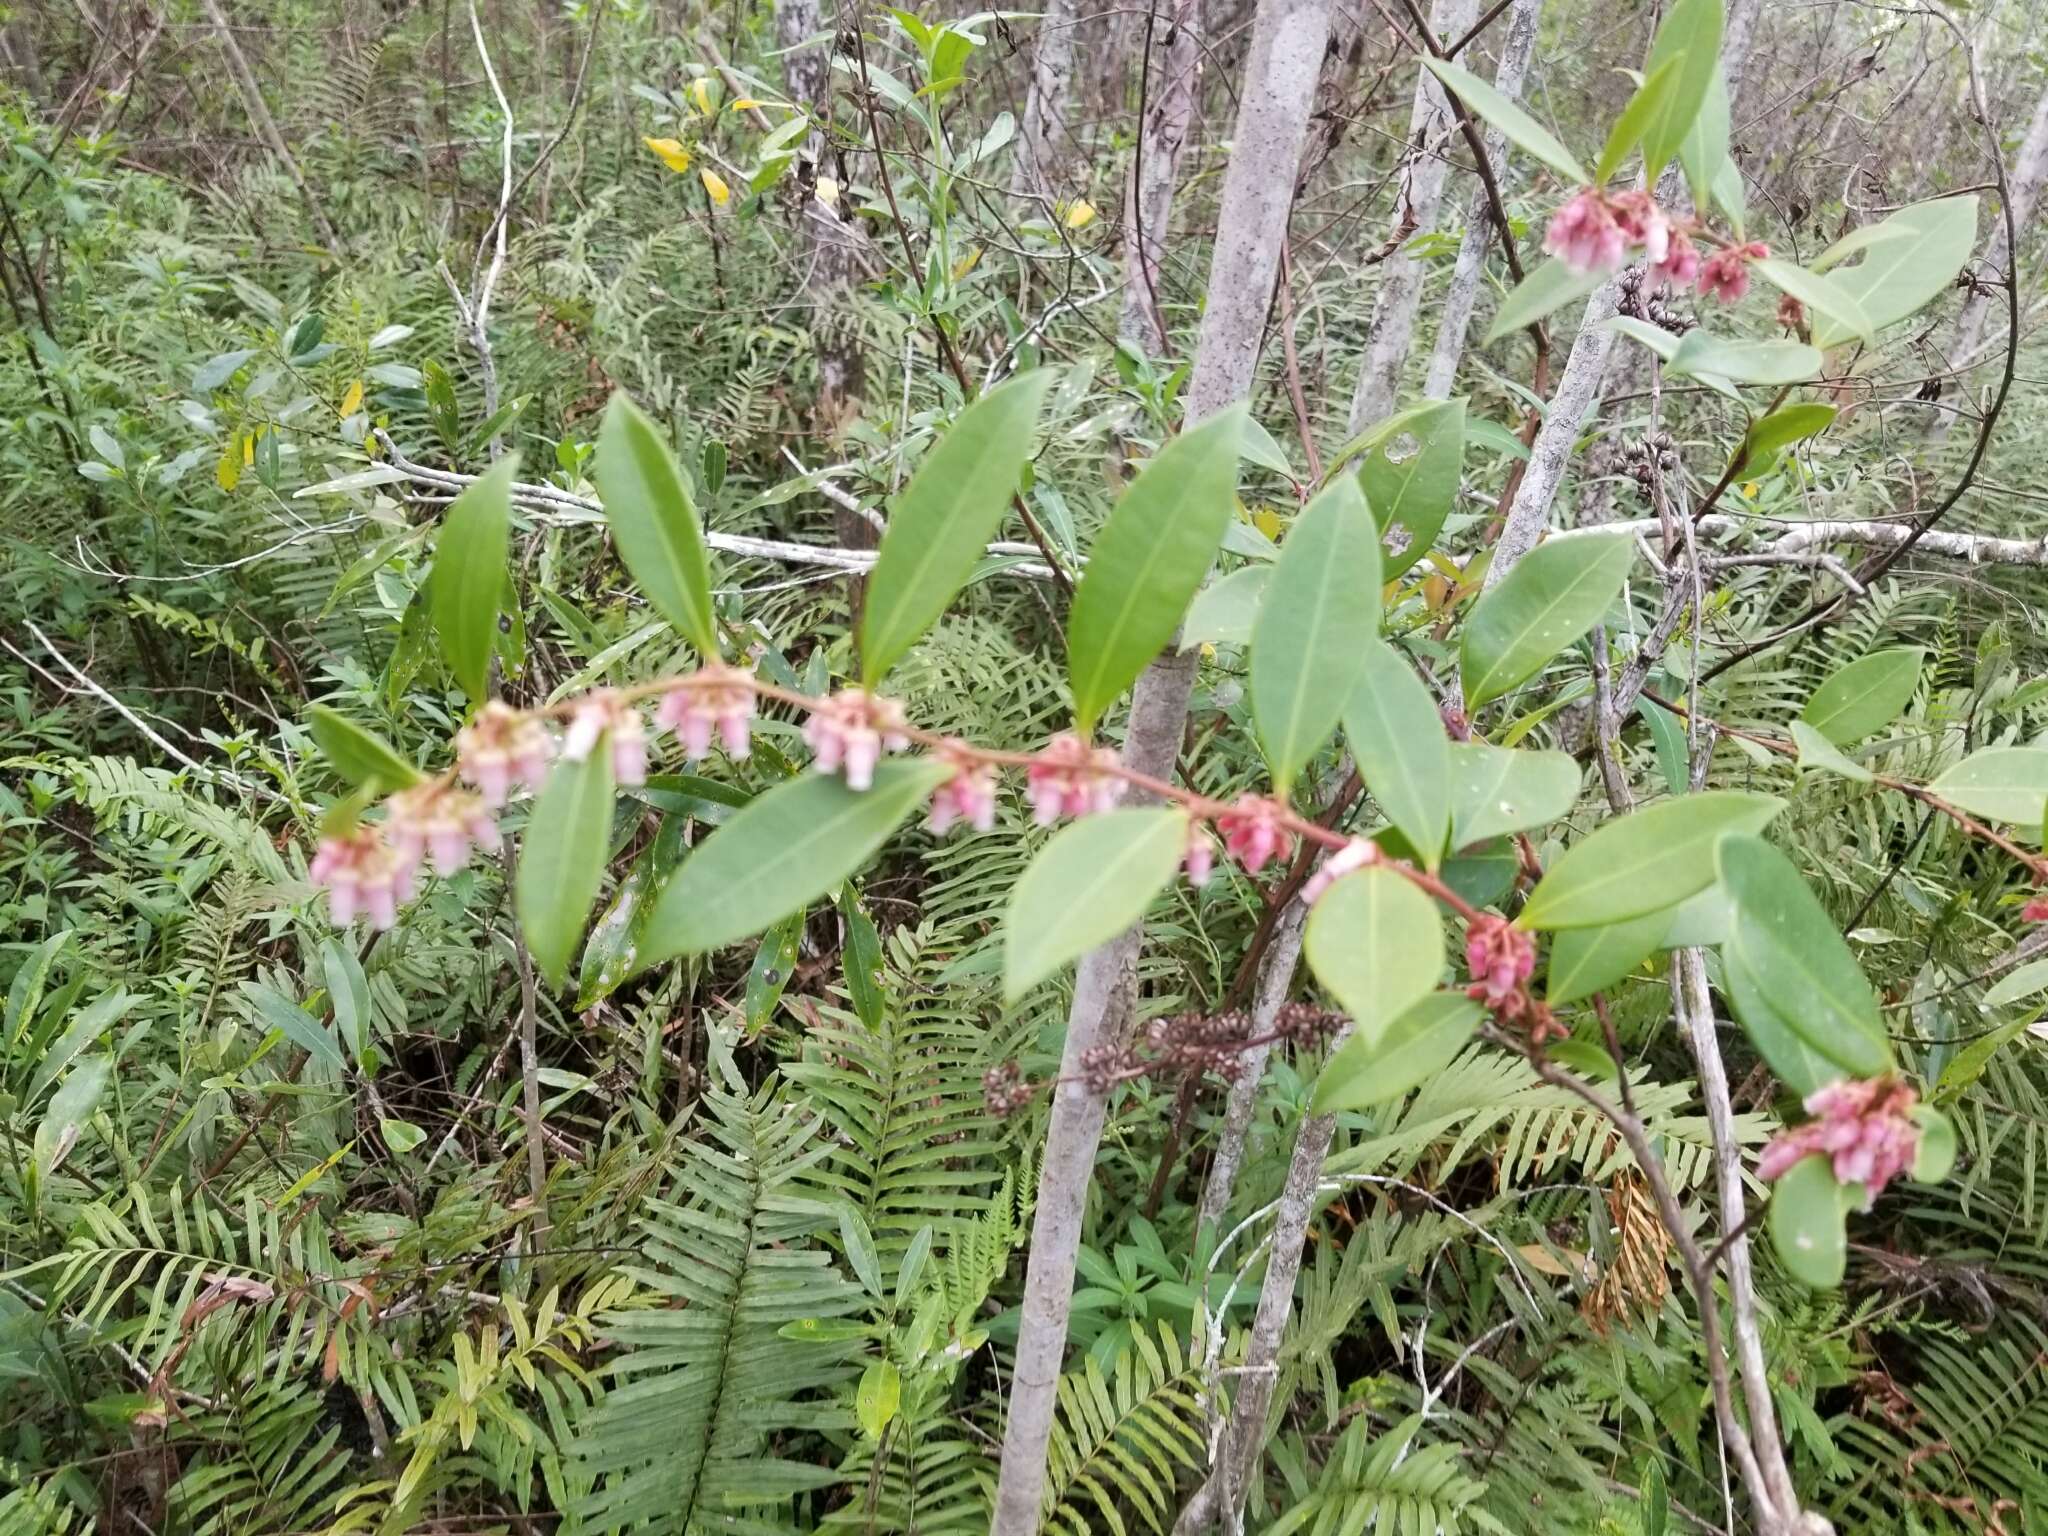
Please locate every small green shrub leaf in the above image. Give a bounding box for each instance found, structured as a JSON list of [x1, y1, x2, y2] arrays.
[[518, 748, 616, 990], [1345, 642, 1450, 869], [1462, 533, 1633, 708], [1311, 993, 1480, 1113], [429, 453, 517, 703], [1358, 398, 1464, 580], [1303, 865, 1442, 1046], [309, 706, 422, 791], [1798, 647, 1921, 744], [1926, 746, 2048, 825], [1003, 808, 1188, 1002], [595, 392, 719, 656], [1447, 743, 1582, 848], [1520, 791, 1784, 929], [1422, 57, 1588, 183], [1769, 1153, 1848, 1288]]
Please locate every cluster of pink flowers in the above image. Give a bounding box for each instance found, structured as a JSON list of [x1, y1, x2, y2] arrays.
[[1302, 838, 1380, 904], [1024, 732, 1123, 824], [1216, 796, 1294, 875], [928, 742, 998, 834], [454, 702, 552, 808], [563, 689, 649, 785], [1182, 825, 1219, 887], [1464, 914, 1536, 1013], [384, 782, 501, 877], [655, 662, 755, 762], [1544, 187, 1762, 302], [1757, 1076, 1921, 1204], [803, 688, 910, 791], [310, 781, 503, 930], [309, 825, 416, 930]]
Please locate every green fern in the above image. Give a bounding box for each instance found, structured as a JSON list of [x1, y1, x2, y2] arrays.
[[1040, 1321, 1207, 1536]]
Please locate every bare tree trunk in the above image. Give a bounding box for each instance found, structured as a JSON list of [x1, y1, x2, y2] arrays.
[[1933, 76, 2048, 438], [1486, 0, 1761, 585], [1174, 1061, 1344, 1534], [991, 0, 1336, 1524], [1345, 0, 1478, 433], [1422, 0, 1544, 400], [1122, 0, 1205, 353], [199, 0, 339, 249], [1011, 0, 1081, 205]]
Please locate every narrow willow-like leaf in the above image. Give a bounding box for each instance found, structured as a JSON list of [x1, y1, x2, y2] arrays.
[[1769, 1153, 1848, 1288], [1520, 791, 1784, 930], [1797, 648, 1922, 746], [1250, 478, 1380, 793], [1066, 405, 1245, 732], [1447, 743, 1582, 848], [1636, 0, 1722, 178], [1303, 865, 1442, 1046], [1422, 57, 1588, 183], [1358, 398, 1464, 580], [1812, 195, 1978, 346], [643, 761, 950, 962], [595, 392, 719, 655], [1791, 721, 1874, 784], [1311, 993, 1480, 1113], [1718, 834, 1891, 1078], [1461, 532, 1633, 708], [518, 748, 616, 990], [1753, 259, 1874, 346], [1596, 55, 1683, 184], [861, 371, 1054, 684], [1926, 746, 2048, 825], [309, 706, 422, 791], [429, 453, 516, 703], [1002, 808, 1187, 1002], [1345, 642, 1450, 869], [1483, 259, 1608, 345], [1667, 333, 1821, 387], [1734, 401, 1836, 478]]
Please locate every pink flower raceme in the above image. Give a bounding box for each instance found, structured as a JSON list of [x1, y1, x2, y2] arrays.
[[1302, 838, 1380, 904], [1183, 825, 1217, 888], [1648, 227, 1702, 290], [1697, 241, 1769, 304], [2023, 894, 2048, 923], [1023, 733, 1122, 824], [1608, 190, 1670, 264], [1216, 795, 1294, 875], [1464, 914, 1537, 1012], [804, 689, 910, 791], [309, 824, 414, 930], [1545, 188, 1629, 274], [563, 690, 649, 785], [655, 663, 755, 762], [455, 701, 552, 807], [928, 743, 998, 834], [383, 782, 501, 877], [1758, 1077, 1921, 1205]]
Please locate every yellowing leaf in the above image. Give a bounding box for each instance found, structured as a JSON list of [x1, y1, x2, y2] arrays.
[[815, 176, 840, 206], [643, 136, 692, 173], [729, 97, 763, 111], [1061, 198, 1097, 229], [217, 439, 242, 492], [243, 430, 257, 466], [1253, 506, 1283, 541], [1742, 481, 1760, 499], [338, 379, 364, 418], [950, 247, 981, 281], [690, 77, 715, 114], [700, 168, 731, 206]]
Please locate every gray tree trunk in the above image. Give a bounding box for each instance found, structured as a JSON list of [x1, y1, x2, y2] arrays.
[[1122, 0, 1205, 353], [1422, 0, 1545, 400], [990, 0, 1338, 1524], [1345, 0, 1479, 433], [1011, 0, 1081, 205]]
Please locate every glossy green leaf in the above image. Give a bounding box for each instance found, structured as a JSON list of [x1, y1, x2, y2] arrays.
[[1447, 743, 1582, 848], [1637, 0, 1722, 177], [1753, 259, 1874, 346], [1358, 398, 1465, 580], [1718, 939, 1843, 1097], [1251, 478, 1380, 793], [380, 1118, 425, 1154], [1599, 315, 1681, 362], [856, 1359, 901, 1441], [744, 913, 803, 1030], [1422, 57, 1588, 183], [1521, 791, 1785, 929], [309, 706, 422, 791], [1596, 55, 1683, 184], [34, 1056, 110, 1176], [1067, 406, 1246, 731], [1812, 195, 1979, 346], [1734, 402, 1836, 479], [1002, 808, 1188, 1002], [240, 982, 344, 1072], [1718, 834, 1891, 1077], [1545, 907, 1671, 1004], [1983, 957, 2048, 1010], [838, 888, 887, 1031], [1483, 259, 1608, 345], [1769, 1153, 1847, 1288], [1791, 721, 1874, 784], [1677, 70, 1734, 224], [577, 816, 687, 1009], [861, 371, 1054, 683], [321, 939, 371, 1063], [1797, 647, 1921, 745], [1344, 642, 1450, 869], [595, 392, 719, 655], [1303, 866, 1443, 1046], [1911, 1105, 1956, 1184], [517, 748, 616, 990], [428, 453, 516, 704], [1926, 746, 2048, 825], [1181, 566, 1270, 650], [1311, 993, 1480, 1113], [1667, 333, 1821, 386], [644, 761, 949, 962], [1461, 532, 1634, 707]]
